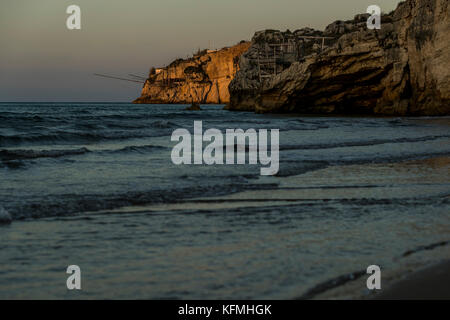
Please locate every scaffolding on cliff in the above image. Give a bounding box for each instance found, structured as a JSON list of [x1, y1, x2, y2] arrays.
[[255, 36, 335, 84]]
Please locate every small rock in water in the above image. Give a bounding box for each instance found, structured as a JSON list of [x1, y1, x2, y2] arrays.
[[186, 103, 202, 111], [0, 207, 12, 225]]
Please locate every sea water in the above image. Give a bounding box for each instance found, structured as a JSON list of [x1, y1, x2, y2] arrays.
[[0, 103, 449, 299]]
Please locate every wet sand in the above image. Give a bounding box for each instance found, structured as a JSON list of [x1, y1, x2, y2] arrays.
[[374, 260, 450, 300], [307, 242, 450, 300]]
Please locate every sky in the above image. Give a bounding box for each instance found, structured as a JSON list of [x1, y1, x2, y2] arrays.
[[0, 0, 402, 102]]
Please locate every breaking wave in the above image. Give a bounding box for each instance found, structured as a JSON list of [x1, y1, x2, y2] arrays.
[[0, 147, 90, 160], [0, 131, 169, 147], [0, 145, 167, 162], [3, 182, 278, 221], [280, 135, 450, 151]]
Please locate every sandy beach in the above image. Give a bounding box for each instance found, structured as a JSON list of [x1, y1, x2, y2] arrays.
[[307, 240, 450, 300], [374, 260, 450, 300]]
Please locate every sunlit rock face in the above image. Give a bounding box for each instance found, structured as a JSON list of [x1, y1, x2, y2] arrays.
[[227, 0, 450, 115], [133, 42, 251, 104]]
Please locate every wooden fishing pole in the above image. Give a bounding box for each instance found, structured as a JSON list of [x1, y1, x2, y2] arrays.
[[93, 73, 145, 84], [128, 74, 147, 80]]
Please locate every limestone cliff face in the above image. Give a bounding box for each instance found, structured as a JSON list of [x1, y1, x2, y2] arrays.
[[134, 42, 251, 104], [227, 0, 450, 115]]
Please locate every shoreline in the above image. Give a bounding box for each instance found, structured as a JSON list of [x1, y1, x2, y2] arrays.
[[304, 240, 450, 300], [373, 260, 450, 300]]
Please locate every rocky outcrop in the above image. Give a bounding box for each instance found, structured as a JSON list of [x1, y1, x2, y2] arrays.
[[227, 0, 450, 115], [134, 42, 251, 104]]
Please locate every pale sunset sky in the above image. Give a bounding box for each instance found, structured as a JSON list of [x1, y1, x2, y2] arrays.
[[0, 0, 402, 102]]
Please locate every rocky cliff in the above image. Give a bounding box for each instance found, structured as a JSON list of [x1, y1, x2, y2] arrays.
[[227, 0, 450, 115], [134, 42, 251, 104]]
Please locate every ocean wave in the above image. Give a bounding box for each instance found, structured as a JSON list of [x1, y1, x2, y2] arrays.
[[0, 131, 167, 147], [0, 147, 90, 161], [0, 114, 69, 123], [150, 120, 178, 129], [3, 183, 278, 221], [329, 151, 450, 167], [0, 159, 27, 169], [0, 144, 166, 162], [297, 269, 367, 299], [104, 145, 167, 154], [402, 240, 450, 257], [275, 161, 329, 177], [280, 135, 450, 151]]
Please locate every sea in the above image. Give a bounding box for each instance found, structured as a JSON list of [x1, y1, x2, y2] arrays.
[[0, 103, 449, 299]]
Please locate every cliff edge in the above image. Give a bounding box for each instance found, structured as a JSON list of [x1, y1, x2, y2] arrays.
[[227, 0, 450, 115], [134, 42, 251, 104]]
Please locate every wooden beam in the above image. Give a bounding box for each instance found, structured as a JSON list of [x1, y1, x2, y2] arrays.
[[93, 74, 144, 84]]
